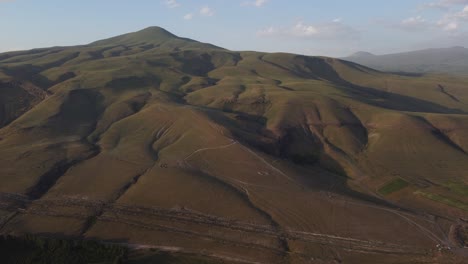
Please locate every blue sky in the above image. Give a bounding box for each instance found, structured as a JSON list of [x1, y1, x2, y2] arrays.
[[1, 0, 467, 56]]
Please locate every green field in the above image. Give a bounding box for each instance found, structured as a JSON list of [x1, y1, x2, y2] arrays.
[[378, 178, 409, 195], [415, 191, 468, 211], [442, 181, 468, 196]]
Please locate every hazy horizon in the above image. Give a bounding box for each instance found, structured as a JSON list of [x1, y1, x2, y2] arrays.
[[1, 0, 468, 57]]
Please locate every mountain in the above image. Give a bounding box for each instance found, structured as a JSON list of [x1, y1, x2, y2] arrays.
[[90, 26, 222, 50], [0, 27, 467, 263], [348, 51, 375, 57], [343, 46, 468, 74]]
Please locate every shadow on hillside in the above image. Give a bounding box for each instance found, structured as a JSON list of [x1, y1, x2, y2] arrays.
[[1, 234, 223, 264], [0, 233, 129, 264], [195, 106, 403, 210], [1, 64, 77, 90], [388, 71, 425, 77], [337, 83, 466, 114], [338, 60, 383, 74], [319, 61, 464, 114], [288, 56, 465, 114]]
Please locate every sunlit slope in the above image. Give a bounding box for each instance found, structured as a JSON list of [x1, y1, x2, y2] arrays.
[[0, 27, 467, 263]]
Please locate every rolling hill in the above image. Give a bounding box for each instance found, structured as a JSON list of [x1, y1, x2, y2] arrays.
[[0, 27, 467, 263], [343, 46, 468, 74]]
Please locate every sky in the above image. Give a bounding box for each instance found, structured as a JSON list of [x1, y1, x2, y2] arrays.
[[1, 0, 468, 57]]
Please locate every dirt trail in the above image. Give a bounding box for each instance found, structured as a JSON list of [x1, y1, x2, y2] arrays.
[[0, 136, 81, 150], [237, 143, 296, 184], [0, 136, 448, 258], [184, 140, 237, 162], [179, 139, 444, 254], [438, 84, 461, 103], [0, 193, 429, 256], [182, 140, 292, 254], [334, 196, 446, 246]]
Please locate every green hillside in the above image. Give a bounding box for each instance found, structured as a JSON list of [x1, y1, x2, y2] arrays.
[[0, 27, 467, 264]]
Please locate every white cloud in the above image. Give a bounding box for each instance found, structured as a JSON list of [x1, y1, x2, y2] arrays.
[[291, 22, 320, 37], [402, 16, 427, 25], [257, 26, 278, 36], [183, 13, 193, 20], [242, 0, 269, 7], [442, 21, 459, 30], [436, 4, 468, 31], [424, 0, 468, 9], [164, 0, 180, 8], [460, 5, 468, 17], [254, 0, 268, 7], [446, 4, 468, 19], [200, 6, 214, 16], [437, 17, 458, 31], [396, 16, 431, 31], [257, 20, 359, 40]]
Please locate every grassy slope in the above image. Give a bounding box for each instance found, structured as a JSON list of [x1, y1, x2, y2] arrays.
[[0, 27, 468, 263]]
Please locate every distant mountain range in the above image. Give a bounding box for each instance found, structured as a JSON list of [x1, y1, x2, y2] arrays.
[[343, 46, 468, 74]]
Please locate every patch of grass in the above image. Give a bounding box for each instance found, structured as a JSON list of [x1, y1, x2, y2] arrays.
[[378, 178, 409, 195], [415, 191, 468, 211], [443, 181, 468, 196]]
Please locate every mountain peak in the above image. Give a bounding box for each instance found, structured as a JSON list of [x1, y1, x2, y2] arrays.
[[135, 26, 178, 38], [89, 26, 223, 51], [90, 26, 183, 46], [349, 51, 375, 57]]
